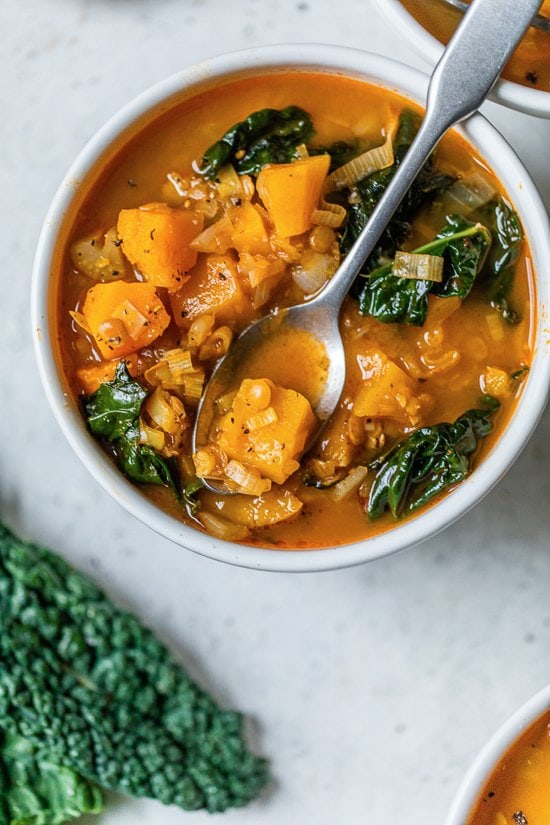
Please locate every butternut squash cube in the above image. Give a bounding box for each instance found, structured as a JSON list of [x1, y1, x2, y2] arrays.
[[170, 254, 251, 327], [256, 154, 330, 237], [77, 355, 138, 394], [81, 282, 170, 360], [216, 378, 316, 484], [354, 349, 422, 424], [117, 203, 204, 291], [228, 202, 271, 255]]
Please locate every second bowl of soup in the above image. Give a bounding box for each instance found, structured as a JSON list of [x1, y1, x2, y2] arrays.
[[32, 46, 550, 570], [373, 0, 550, 118], [446, 684, 550, 825]]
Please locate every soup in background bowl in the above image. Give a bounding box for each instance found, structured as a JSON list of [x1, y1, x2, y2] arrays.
[[31, 47, 550, 571], [373, 0, 550, 118], [446, 685, 550, 825]]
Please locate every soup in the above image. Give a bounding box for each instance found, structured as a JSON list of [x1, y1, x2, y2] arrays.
[[466, 710, 550, 824], [400, 0, 550, 91], [54, 72, 534, 549]]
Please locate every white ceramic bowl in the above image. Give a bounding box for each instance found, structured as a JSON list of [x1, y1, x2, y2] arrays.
[[31, 45, 550, 572], [373, 0, 550, 118], [445, 683, 550, 824]]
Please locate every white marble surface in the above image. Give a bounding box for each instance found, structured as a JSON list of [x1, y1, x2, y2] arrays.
[[2, 1, 550, 822]]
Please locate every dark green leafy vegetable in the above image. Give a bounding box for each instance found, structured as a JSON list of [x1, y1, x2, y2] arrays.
[[0, 732, 103, 825], [183, 477, 204, 517], [343, 111, 455, 269], [367, 398, 500, 519], [83, 361, 180, 495], [200, 106, 314, 179], [0, 521, 269, 813], [359, 215, 491, 325], [310, 139, 362, 172], [510, 365, 529, 383], [478, 198, 523, 323]]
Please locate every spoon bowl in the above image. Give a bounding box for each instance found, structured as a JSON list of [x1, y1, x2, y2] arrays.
[[192, 299, 345, 494]]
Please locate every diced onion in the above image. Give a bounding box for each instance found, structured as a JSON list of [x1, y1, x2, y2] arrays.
[[199, 326, 234, 360], [329, 465, 369, 502], [291, 250, 338, 295], [139, 420, 166, 451], [252, 276, 277, 309], [224, 460, 272, 496], [110, 300, 149, 340], [445, 172, 495, 213], [187, 314, 215, 348], [70, 226, 126, 281], [190, 215, 233, 253], [197, 511, 250, 541], [246, 406, 278, 432], [327, 133, 394, 191], [145, 388, 186, 434], [392, 251, 444, 283], [215, 164, 244, 200], [70, 310, 92, 334]]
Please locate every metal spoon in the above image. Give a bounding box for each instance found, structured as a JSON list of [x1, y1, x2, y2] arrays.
[[441, 0, 550, 34], [193, 0, 542, 494]]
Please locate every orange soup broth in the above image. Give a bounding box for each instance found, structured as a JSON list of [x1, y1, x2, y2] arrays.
[[55, 72, 534, 550], [466, 711, 550, 825], [400, 0, 550, 91]]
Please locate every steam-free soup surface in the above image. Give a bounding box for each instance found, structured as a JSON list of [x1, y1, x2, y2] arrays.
[[466, 710, 550, 825], [56, 72, 533, 549]]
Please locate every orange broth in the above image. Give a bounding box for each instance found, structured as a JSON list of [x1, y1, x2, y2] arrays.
[[466, 710, 550, 825], [54, 72, 534, 549], [400, 0, 550, 92]]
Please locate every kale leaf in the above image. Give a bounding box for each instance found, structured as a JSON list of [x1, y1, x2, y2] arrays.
[[200, 106, 314, 179], [310, 139, 362, 172], [358, 215, 491, 325], [83, 361, 180, 495], [0, 732, 104, 825], [0, 521, 269, 813], [343, 111, 455, 269], [367, 398, 499, 519], [478, 197, 523, 323]]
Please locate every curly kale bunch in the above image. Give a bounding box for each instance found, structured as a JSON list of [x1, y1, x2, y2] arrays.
[[0, 522, 268, 814]]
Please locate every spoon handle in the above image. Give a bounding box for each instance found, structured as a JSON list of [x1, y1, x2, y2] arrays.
[[312, 0, 541, 311]]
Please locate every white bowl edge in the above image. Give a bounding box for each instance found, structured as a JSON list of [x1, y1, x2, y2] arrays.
[[445, 683, 550, 824], [31, 44, 550, 572]]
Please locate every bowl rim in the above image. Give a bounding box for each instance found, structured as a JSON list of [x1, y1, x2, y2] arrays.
[[445, 683, 550, 824], [31, 44, 550, 572], [372, 0, 550, 118]]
